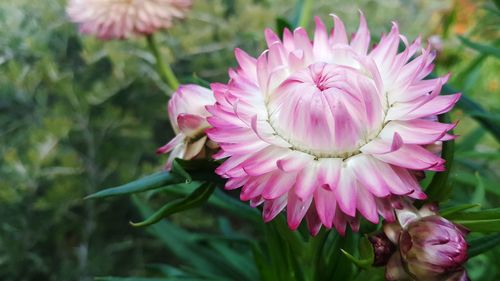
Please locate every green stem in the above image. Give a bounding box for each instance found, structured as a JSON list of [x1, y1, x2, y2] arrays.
[[295, 0, 314, 28], [420, 113, 455, 205], [146, 34, 180, 92]]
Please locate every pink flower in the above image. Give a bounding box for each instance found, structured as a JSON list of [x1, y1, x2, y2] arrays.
[[383, 203, 469, 281], [157, 84, 217, 170], [206, 12, 460, 234], [66, 0, 192, 39]]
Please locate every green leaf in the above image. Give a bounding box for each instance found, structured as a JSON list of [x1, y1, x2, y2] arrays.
[[456, 127, 485, 151], [276, 17, 293, 38], [173, 159, 223, 184], [445, 208, 500, 220], [331, 231, 360, 280], [454, 219, 500, 233], [94, 276, 168, 281], [440, 81, 500, 142], [95, 277, 218, 281], [154, 184, 260, 223], [340, 249, 372, 269], [471, 172, 486, 205], [422, 113, 454, 203], [452, 172, 500, 196], [458, 36, 500, 59], [456, 151, 500, 160], [446, 208, 500, 233], [130, 182, 216, 227], [86, 172, 184, 199], [468, 233, 500, 258], [340, 236, 374, 270], [495, 0, 500, 10], [440, 203, 481, 217], [132, 197, 253, 281], [171, 159, 192, 182], [292, 0, 314, 28], [181, 74, 211, 88]]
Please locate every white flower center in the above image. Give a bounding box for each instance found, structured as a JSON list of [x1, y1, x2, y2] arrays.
[[266, 62, 385, 158]]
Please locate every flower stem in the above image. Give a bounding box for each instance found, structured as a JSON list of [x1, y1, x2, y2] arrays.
[[146, 34, 180, 92], [297, 0, 314, 28]]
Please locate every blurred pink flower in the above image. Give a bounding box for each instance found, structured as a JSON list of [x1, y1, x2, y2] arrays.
[[384, 203, 469, 281], [67, 0, 191, 39], [206, 12, 460, 234], [157, 84, 217, 170]]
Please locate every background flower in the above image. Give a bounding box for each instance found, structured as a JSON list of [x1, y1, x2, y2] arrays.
[[66, 0, 192, 39], [207, 12, 460, 234]]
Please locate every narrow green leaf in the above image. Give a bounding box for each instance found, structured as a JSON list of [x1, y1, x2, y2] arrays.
[[182, 74, 211, 88], [94, 276, 168, 281], [471, 172, 486, 205], [456, 151, 500, 160], [130, 182, 215, 227], [171, 159, 192, 182], [292, 0, 314, 28], [276, 17, 293, 38], [339, 236, 374, 270], [458, 36, 500, 59], [447, 208, 500, 233], [468, 233, 500, 258], [440, 204, 481, 217], [86, 172, 184, 199], [422, 113, 454, 204], [452, 172, 500, 196], [467, 111, 500, 123], [456, 127, 485, 151], [209, 241, 259, 281], [174, 159, 223, 183], [445, 208, 500, 220], [331, 231, 360, 280], [157, 184, 260, 223], [340, 249, 372, 269], [452, 54, 487, 90], [453, 218, 500, 233], [440, 81, 500, 142], [96, 277, 218, 281], [441, 5, 456, 38], [132, 197, 245, 281]]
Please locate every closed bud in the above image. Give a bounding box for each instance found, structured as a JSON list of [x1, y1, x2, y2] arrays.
[[400, 216, 469, 281], [157, 84, 217, 170], [369, 232, 396, 266], [383, 202, 469, 281]]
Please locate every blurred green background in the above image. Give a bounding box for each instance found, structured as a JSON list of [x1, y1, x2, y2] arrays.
[[0, 0, 499, 280]]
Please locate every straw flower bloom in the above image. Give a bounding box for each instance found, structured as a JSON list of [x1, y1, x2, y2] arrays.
[[67, 0, 192, 39], [206, 12, 460, 234], [158, 84, 217, 170]]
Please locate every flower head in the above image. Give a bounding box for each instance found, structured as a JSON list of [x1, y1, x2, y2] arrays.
[[383, 203, 469, 281], [206, 12, 460, 234], [158, 84, 217, 170], [67, 0, 192, 39]]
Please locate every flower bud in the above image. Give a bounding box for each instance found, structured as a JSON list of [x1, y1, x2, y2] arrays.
[[383, 203, 469, 281], [400, 216, 469, 281], [157, 84, 217, 169], [369, 232, 396, 266]]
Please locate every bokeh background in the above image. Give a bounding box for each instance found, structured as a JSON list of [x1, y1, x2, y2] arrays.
[[0, 0, 499, 280]]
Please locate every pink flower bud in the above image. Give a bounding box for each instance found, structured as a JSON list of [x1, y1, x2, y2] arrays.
[[400, 216, 469, 280], [369, 232, 396, 266], [157, 84, 217, 170], [383, 203, 469, 281]]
